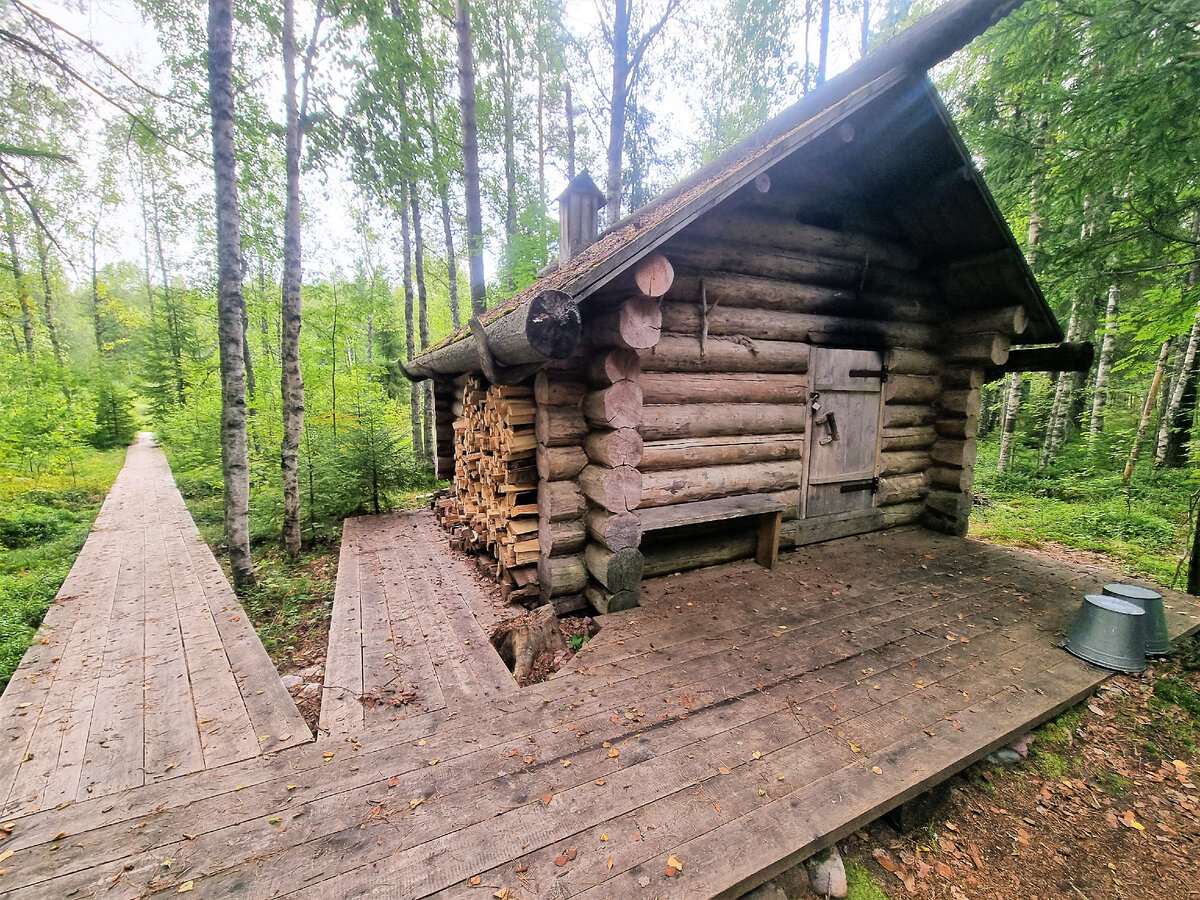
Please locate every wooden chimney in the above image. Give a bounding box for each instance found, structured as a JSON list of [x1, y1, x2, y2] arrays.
[[557, 172, 607, 264]]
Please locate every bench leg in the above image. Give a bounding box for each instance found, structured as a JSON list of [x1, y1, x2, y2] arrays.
[[754, 510, 783, 569]]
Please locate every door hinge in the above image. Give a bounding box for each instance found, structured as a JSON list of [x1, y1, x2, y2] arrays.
[[848, 363, 888, 382], [839, 477, 879, 494]]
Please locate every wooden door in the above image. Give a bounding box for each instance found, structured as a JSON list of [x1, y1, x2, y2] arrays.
[[803, 348, 884, 520]]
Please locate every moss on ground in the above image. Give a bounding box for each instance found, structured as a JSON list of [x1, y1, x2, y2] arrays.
[[845, 861, 889, 900]]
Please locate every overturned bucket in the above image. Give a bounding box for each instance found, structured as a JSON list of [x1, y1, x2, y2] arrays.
[[1061, 595, 1146, 673], [1103, 583, 1170, 656]]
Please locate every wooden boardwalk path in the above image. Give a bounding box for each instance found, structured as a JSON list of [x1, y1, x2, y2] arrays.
[[1, 521, 1198, 898], [0, 436, 309, 818], [320, 511, 518, 738]]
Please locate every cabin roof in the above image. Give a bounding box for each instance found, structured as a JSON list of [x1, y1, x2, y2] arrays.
[[420, 0, 1060, 361]]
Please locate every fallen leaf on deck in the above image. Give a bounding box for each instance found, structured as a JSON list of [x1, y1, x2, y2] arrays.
[[0, 851, 13, 864], [1120, 810, 1145, 831], [718, 765, 731, 775], [321, 751, 335, 760], [429, 759, 439, 766], [607, 856, 614, 869], [608, 748, 620, 758], [387, 777, 399, 788], [872, 766, 883, 775], [752, 751, 762, 760], [638, 875, 651, 887], [667, 854, 684, 872], [522, 755, 534, 764], [177, 883, 193, 893], [555, 855, 568, 867], [409, 798, 424, 810], [595, 779, 606, 786], [540, 793, 553, 805], [469, 875, 481, 885]]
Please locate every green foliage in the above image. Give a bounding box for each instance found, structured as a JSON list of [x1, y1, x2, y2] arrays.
[[89, 379, 138, 450], [844, 860, 889, 900], [1153, 677, 1200, 719]]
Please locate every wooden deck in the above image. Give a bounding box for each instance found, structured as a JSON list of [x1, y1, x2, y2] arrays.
[[1, 509, 1199, 898], [320, 511, 518, 737], [0, 437, 309, 818]]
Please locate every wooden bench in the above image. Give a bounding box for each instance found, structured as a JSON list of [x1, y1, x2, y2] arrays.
[[636, 494, 786, 570]]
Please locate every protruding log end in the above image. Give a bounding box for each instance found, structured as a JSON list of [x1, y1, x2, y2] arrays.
[[526, 289, 582, 360], [634, 252, 675, 298]]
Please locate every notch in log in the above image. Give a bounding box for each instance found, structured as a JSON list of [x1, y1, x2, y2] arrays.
[[983, 342, 1095, 381]]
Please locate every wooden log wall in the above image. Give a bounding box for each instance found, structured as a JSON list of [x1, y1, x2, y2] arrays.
[[534, 369, 589, 604], [432, 377, 542, 604]]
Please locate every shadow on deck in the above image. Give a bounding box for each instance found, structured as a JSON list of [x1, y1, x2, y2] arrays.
[[3, 515, 1199, 898]]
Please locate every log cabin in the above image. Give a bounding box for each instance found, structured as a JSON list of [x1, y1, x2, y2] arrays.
[[405, 0, 1093, 616]]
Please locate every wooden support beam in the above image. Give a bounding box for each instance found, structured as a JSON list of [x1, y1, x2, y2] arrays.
[[884, 375, 940, 405], [983, 342, 1095, 380], [640, 460, 802, 508], [880, 426, 937, 451], [586, 348, 641, 386], [948, 305, 1027, 336], [538, 519, 587, 556], [533, 372, 586, 407], [877, 472, 929, 505], [535, 404, 588, 447], [949, 332, 1009, 366], [585, 585, 639, 614]]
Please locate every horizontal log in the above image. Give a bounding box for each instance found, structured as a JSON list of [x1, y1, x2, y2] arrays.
[[586, 348, 641, 386], [884, 374, 940, 405], [583, 381, 644, 429], [409, 289, 582, 377], [585, 585, 639, 614], [879, 449, 931, 476], [640, 433, 805, 471], [642, 530, 758, 579], [984, 342, 1096, 380], [535, 404, 588, 447], [666, 274, 937, 323], [930, 439, 978, 469], [640, 404, 808, 441], [880, 500, 925, 527], [661, 303, 938, 350], [882, 404, 938, 428], [666, 239, 931, 297], [585, 545, 644, 592], [538, 519, 587, 557], [634, 251, 675, 297], [585, 508, 643, 551], [928, 465, 973, 491], [949, 305, 1027, 336], [590, 296, 662, 350], [949, 332, 1009, 366], [937, 389, 982, 418], [880, 426, 936, 451], [536, 445, 588, 481], [922, 490, 971, 538], [538, 553, 588, 599], [640, 460, 802, 508], [686, 212, 922, 270], [579, 464, 642, 513], [886, 347, 941, 376], [941, 366, 985, 390], [876, 472, 929, 505], [934, 416, 979, 440], [534, 371, 586, 407], [641, 334, 810, 374], [538, 479, 586, 523], [584, 428, 644, 468], [639, 372, 807, 405]]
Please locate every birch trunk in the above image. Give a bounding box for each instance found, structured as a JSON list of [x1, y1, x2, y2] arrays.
[[996, 373, 1022, 473], [605, 0, 631, 222], [1089, 282, 1121, 445], [421, 79, 460, 331], [3, 197, 34, 357], [411, 188, 434, 466], [34, 231, 63, 367], [208, 0, 255, 588], [455, 0, 486, 316], [400, 183, 422, 460], [280, 0, 305, 559], [817, 0, 831, 84], [1123, 340, 1172, 482], [1037, 300, 1080, 471], [1156, 216, 1200, 467]]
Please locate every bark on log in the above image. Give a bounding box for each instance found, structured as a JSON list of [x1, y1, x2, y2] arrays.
[[536, 445, 588, 481], [591, 296, 662, 350], [641, 530, 758, 579], [938, 390, 982, 418], [880, 500, 925, 527], [928, 465, 973, 491], [583, 381, 644, 429], [935, 416, 979, 440], [538, 518, 587, 556], [584, 428, 644, 468], [885, 375, 940, 405], [640, 403, 808, 440], [491, 605, 567, 683], [410, 289, 582, 377], [538, 479, 586, 523], [579, 464, 642, 512], [949, 305, 1027, 336], [639, 371, 807, 405], [985, 342, 1096, 380], [585, 508, 643, 551], [886, 348, 940, 376], [586, 585, 639, 614], [949, 332, 1009, 366], [882, 404, 938, 428], [640, 433, 805, 471], [640, 460, 802, 507], [586, 348, 641, 385], [538, 553, 588, 599], [660, 303, 937, 349], [534, 371, 586, 407], [930, 439, 978, 469], [879, 449, 931, 476], [642, 334, 810, 373], [585, 544, 644, 592], [880, 426, 937, 451], [666, 274, 934, 322], [535, 404, 588, 447], [876, 472, 930, 505]]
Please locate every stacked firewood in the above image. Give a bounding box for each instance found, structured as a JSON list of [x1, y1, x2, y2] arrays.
[[433, 376, 540, 602]]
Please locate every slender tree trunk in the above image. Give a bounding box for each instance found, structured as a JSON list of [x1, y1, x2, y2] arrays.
[[455, 0, 486, 316], [90, 222, 104, 354], [1188, 494, 1200, 595], [34, 231, 63, 367], [1038, 300, 1080, 471], [400, 184, 422, 459], [208, 0, 255, 589], [4, 197, 34, 357], [150, 175, 186, 404], [1089, 282, 1121, 446], [280, 0, 306, 559], [997, 373, 1022, 473], [423, 81, 461, 331], [817, 0, 831, 84], [411, 189, 434, 466], [1164, 359, 1198, 467], [565, 79, 577, 180], [1156, 215, 1200, 467], [605, 0, 631, 223], [500, 35, 517, 288], [1123, 340, 1173, 482], [861, 0, 870, 55]]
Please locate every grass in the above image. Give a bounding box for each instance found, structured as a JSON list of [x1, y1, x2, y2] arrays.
[[970, 434, 1197, 585], [845, 860, 890, 900], [0, 448, 127, 694]]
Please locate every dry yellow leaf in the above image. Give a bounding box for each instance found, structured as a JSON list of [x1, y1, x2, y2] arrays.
[[667, 854, 684, 871], [177, 882, 194, 893], [751, 751, 761, 760], [608, 748, 620, 758], [872, 766, 883, 775], [469, 875, 481, 885], [428, 759, 439, 766]]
